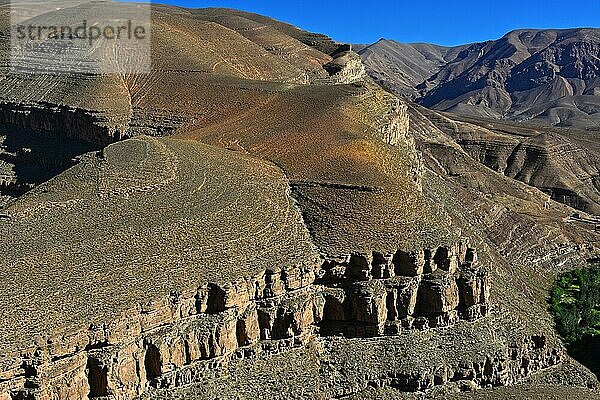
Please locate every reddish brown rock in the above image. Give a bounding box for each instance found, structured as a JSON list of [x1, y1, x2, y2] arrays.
[[237, 306, 260, 346], [322, 290, 347, 321], [394, 250, 425, 276], [347, 281, 388, 332], [416, 274, 460, 315], [433, 246, 459, 273], [263, 270, 286, 298], [396, 277, 421, 318]]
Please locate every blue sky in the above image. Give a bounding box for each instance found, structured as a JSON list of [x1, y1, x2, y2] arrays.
[[149, 0, 600, 46]]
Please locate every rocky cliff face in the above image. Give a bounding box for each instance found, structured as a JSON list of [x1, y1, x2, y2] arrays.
[[1, 4, 599, 400], [0, 102, 120, 146], [0, 243, 494, 399], [323, 46, 367, 84], [3, 238, 575, 399]]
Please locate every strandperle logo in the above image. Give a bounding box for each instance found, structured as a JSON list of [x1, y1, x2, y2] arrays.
[[14, 20, 148, 46], [9, 0, 152, 74]]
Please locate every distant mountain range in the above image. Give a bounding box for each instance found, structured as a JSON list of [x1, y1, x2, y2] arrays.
[[358, 28, 600, 129], [1, 4, 600, 399]]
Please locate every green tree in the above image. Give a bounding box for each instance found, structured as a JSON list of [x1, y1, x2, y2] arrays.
[[551, 264, 600, 342]]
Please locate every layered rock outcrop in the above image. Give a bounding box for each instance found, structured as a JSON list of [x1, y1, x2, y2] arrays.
[[0, 5, 596, 400], [412, 106, 600, 214], [0, 102, 118, 146], [323, 45, 367, 84], [318, 243, 490, 337], [377, 98, 411, 147], [0, 242, 494, 400]]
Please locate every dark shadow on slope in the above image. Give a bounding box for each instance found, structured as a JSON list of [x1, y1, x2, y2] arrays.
[[0, 125, 100, 202], [568, 335, 600, 380]]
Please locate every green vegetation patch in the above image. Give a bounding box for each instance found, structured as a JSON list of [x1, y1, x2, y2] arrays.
[[551, 263, 600, 343], [551, 263, 600, 380]]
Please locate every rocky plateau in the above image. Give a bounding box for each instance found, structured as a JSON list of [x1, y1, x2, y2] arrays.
[[0, 3, 598, 400]]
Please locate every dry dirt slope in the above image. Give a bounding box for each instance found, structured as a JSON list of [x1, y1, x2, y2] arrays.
[[0, 3, 598, 400]]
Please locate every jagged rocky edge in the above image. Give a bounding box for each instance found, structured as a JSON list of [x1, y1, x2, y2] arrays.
[[0, 63, 561, 399], [0, 101, 190, 147], [0, 241, 562, 400]]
